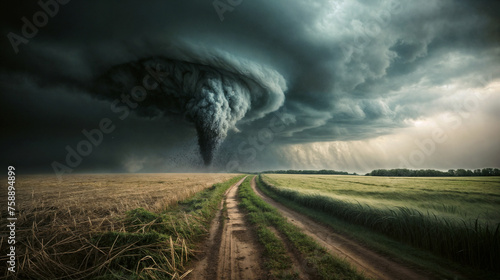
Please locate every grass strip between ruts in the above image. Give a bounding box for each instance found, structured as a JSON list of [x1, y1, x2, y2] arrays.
[[239, 176, 367, 280]]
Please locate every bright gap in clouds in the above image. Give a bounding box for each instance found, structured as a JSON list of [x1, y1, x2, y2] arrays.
[[270, 80, 500, 174]]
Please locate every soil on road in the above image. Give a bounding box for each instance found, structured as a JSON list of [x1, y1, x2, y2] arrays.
[[186, 176, 266, 280]]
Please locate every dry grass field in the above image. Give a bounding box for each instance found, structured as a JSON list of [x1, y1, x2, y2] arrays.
[[0, 173, 238, 279], [12, 173, 237, 223]]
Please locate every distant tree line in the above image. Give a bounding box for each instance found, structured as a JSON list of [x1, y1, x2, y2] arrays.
[[367, 168, 500, 177], [262, 169, 351, 175]]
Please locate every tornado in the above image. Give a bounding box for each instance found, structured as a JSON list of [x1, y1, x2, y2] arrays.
[[94, 47, 286, 165], [183, 68, 251, 165]]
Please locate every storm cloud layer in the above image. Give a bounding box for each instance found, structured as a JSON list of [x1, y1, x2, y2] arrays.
[[93, 50, 286, 165], [1, 0, 499, 174]]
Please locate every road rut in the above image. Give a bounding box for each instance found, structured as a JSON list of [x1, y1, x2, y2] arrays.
[[187, 176, 265, 280]]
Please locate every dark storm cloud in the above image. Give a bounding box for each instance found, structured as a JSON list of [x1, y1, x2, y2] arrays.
[[1, 0, 499, 173]]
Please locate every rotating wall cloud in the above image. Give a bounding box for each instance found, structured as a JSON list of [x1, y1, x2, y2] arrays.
[[94, 48, 287, 166]]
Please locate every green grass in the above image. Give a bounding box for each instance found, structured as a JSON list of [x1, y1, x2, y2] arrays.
[[257, 176, 500, 280], [263, 174, 500, 225], [238, 176, 367, 280], [260, 174, 500, 274], [91, 174, 246, 279]]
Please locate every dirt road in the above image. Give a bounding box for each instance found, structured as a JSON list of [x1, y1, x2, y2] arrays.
[[250, 176, 432, 280], [186, 176, 266, 280], [187, 175, 435, 280]]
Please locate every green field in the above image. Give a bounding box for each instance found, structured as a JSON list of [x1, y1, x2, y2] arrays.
[[260, 174, 500, 272], [262, 174, 500, 225]]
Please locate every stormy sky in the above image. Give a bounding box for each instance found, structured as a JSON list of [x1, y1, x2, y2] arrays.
[[1, 0, 499, 176]]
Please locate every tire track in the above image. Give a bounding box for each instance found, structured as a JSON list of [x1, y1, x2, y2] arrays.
[[187, 176, 265, 280]]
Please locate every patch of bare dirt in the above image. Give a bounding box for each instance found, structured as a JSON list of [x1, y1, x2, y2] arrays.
[[186, 176, 266, 280]]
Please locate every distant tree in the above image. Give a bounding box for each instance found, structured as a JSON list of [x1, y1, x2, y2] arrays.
[[482, 168, 494, 176], [265, 167, 500, 177], [366, 168, 499, 177], [456, 169, 467, 176]]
